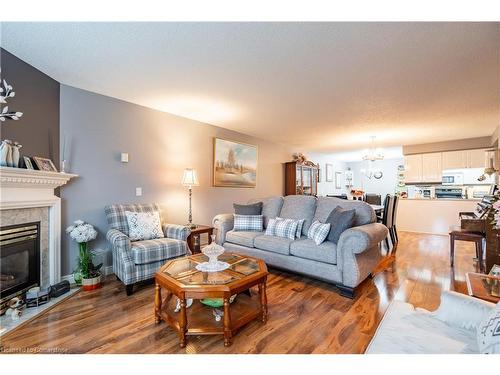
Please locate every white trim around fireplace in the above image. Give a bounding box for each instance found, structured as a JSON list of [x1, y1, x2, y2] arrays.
[[0, 166, 78, 285]]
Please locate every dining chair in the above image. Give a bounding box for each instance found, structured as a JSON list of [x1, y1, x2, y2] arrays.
[[391, 195, 399, 244], [365, 193, 382, 205], [378, 194, 395, 251]]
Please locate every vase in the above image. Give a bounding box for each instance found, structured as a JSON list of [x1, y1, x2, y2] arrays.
[[82, 274, 102, 291], [11, 142, 21, 168], [0, 140, 12, 167], [202, 235, 225, 265]]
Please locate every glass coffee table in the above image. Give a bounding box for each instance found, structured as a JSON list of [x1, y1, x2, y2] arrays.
[[154, 253, 268, 347]]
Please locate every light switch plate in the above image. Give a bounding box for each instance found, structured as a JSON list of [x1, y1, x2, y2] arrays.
[[135, 187, 142, 196], [121, 153, 129, 163]]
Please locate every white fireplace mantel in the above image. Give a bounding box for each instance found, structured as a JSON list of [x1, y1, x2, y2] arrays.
[[0, 166, 78, 284]]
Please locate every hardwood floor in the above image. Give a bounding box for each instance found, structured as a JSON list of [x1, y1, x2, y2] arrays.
[[0, 231, 480, 354]]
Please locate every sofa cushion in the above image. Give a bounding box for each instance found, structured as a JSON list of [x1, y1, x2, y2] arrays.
[[254, 235, 293, 255], [307, 220, 331, 245], [225, 230, 263, 248], [290, 238, 337, 265], [233, 214, 263, 232], [130, 238, 186, 265], [314, 197, 375, 227], [105, 203, 162, 236], [279, 195, 317, 235], [325, 206, 356, 244], [248, 197, 284, 228], [477, 302, 500, 354], [234, 202, 263, 215], [366, 300, 479, 354], [125, 211, 164, 241]]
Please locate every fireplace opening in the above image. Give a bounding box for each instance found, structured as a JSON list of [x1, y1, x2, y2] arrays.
[[0, 222, 40, 302]]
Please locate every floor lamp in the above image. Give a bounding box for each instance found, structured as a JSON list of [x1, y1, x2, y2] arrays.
[[182, 168, 199, 228]]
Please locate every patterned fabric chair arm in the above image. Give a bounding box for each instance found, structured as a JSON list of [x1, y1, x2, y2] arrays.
[[337, 222, 388, 256], [106, 228, 131, 252], [162, 224, 191, 241], [212, 213, 234, 245]]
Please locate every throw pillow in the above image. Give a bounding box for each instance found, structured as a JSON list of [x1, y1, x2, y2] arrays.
[[276, 217, 304, 239], [233, 214, 263, 232], [125, 211, 164, 241], [233, 202, 263, 215], [477, 302, 500, 354], [325, 206, 356, 244], [274, 218, 299, 240], [307, 220, 331, 245]]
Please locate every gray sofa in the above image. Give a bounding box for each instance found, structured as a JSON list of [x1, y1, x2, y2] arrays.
[[212, 196, 388, 298]]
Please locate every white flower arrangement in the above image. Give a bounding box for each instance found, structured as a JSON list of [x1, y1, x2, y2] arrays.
[[66, 220, 98, 243]]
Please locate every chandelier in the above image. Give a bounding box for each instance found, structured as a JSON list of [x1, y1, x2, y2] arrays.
[[362, 136, 384, 161]]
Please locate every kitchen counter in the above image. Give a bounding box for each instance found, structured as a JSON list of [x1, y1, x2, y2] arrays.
[[397, 199, 479, 235]]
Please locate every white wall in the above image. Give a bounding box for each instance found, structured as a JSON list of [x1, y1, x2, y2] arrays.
[[309, 153, 347, 196], [346, 158, 404, 197]]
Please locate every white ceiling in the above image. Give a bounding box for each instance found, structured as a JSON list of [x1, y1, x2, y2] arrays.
[[1, 22, 499, 152]]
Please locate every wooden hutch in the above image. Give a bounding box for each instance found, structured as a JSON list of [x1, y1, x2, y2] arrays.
[[284, 161, 319, 196]]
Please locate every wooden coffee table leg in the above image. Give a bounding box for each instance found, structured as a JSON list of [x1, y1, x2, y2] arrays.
[[259, 281, 268, 323], [154, 283, 162, 324], [179, 298, 187, 348], [223, 297, 232, 347]]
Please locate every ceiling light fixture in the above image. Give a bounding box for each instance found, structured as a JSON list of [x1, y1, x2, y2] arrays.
[[362, 136, 384, 162]]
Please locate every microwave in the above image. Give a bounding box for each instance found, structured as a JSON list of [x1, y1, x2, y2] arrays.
[[442, 173, 464, 186]]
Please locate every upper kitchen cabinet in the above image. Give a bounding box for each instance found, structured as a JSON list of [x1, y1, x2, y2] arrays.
[[404, 154, 423, 183], [442, 150, 468, 169], [442, 149, 486, 170], [422, 152, 442, 182], [467, 149, 486, 168]]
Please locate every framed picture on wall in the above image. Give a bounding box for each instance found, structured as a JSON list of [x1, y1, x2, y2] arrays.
[[213, 138, 258, 188], [33, 156, 58, 172], [325, 163, 333, 182], [335, 171, 343, 189]]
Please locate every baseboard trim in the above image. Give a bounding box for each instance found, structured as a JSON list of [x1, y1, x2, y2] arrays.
[[61, 266, 114, 285]]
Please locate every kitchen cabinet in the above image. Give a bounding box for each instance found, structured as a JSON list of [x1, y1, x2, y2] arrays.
[[404, 154, 423, 183], [442, 150, 468, 169], [442, 149, 486, 170], [467, 149, 486, 168], [422, 152, 442, 182]]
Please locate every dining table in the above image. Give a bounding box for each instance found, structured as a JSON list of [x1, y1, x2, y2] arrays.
[[369, 204, 384, 216]]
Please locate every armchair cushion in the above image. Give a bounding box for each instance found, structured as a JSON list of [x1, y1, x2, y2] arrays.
[[125, 211, 164, 241], [162, 224, 191, 241], [130, 238, 187, 265], [105, 203, 162, 236]]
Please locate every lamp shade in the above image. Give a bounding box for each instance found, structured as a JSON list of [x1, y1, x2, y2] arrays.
[[182, 168, 199, 186]]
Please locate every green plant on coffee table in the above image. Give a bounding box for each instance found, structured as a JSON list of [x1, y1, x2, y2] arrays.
[[66, 220, 101, 284]]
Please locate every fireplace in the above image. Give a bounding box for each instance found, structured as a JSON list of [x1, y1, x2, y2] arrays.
[[0, 222, 40, 302]]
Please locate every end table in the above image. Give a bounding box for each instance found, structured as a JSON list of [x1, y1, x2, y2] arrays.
[[187, 225, 214, 253]]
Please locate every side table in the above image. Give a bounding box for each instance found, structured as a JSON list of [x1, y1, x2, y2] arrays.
[[187, 225, 214, 253]]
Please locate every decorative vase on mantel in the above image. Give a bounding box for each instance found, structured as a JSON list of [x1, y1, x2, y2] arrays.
[[0, 140, 22, 167]]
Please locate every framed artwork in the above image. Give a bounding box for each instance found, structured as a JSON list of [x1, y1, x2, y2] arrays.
[[33, 156, 58, 172], [23, 156, 34, 170], [335, 171, 343, 189], [325, 163, 333, 182], [213, 138, 257, 188]]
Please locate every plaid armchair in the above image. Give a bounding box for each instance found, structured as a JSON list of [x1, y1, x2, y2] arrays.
[[105, 203, 191, 295]]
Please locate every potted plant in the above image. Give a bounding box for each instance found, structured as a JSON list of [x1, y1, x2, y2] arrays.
[[66, 220, 102, 291]]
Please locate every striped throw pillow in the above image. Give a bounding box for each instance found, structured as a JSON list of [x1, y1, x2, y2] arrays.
[[307, 220, 331, 245], [274, 219, 299, 240], [233, 214, 263, 232], [265, 218, 279, 235]]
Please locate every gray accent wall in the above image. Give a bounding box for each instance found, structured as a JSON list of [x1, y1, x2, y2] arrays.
[[0, 48, 60, 168], [60, 85, 290, 275]]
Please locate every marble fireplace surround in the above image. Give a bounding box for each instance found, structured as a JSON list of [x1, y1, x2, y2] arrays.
[[0, 167, 77, 287]]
